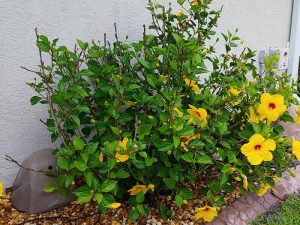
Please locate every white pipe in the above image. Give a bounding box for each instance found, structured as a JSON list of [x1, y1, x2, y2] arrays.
[[288, 0, 300, 82]]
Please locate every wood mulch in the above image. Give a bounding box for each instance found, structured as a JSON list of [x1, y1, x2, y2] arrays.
[[0, 179, 240, 225]]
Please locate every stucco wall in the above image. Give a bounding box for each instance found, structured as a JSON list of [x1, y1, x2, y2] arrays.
[[0, 0, 293, 187]]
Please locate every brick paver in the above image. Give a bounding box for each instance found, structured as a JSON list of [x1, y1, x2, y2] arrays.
[[208, 166, 300, 225]]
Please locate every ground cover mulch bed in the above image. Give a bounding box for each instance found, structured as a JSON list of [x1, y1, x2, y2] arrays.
[[0, 178, 240, 225]]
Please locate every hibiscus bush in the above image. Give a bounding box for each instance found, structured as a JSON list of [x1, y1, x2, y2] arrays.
[[27, 0, 299, 222]]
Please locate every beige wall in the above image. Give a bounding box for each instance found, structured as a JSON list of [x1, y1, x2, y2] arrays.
[[0, 0, 293, 186]]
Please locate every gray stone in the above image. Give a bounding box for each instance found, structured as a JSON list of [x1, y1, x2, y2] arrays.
[[11, 148, 74, 214]]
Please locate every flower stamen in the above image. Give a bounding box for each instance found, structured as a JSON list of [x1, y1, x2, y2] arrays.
[[254, 144, 262, 151], [268, 103, 276, 110]]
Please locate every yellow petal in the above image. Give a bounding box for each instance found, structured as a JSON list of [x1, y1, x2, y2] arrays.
[[272, 94, 284, 105], [261, 150, 273, 161], [192, 85, 201, 93], [262, 139, 276, 151], [198, 108, 208, 120], [194, 210, 204, 221], [241, 143, 253, 156], [249, 134, 265, 144], [173, 107, 184, 117], [203, 208, 218, 222], [115, 153, 129, 162], [247, 153, 263, 165], [260, 93, 272, 105], [188, 104, 197, 111]]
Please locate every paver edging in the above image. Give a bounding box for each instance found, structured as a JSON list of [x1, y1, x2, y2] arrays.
[[207, 165, 300, 225]]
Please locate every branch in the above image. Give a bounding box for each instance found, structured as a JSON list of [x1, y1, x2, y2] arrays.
[[4, 154, 48, 174], [34, 28, 67, 147]]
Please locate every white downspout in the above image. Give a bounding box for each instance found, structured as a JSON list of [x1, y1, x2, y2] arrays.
[[288, 0, 300, 82]]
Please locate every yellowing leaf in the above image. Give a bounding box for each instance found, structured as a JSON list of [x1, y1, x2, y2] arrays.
[[108, 202, 121, 209], [0, 182, 3, 197]]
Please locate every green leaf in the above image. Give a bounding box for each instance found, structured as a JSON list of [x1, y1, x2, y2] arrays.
[[77, 39, 88, 50], [71, 115, 80, 127], [85, 142, 99, 155], [197, 154, 212, 164], [57, 156, 70, 170], [140, 60, 150, 69], [30, 96, 42, 105], [133, 160, 145, 169], [173, 136, 181, 148], [36, 35, 50, 52], [95, 193, 104, 204], [136, 192, 145, 203], [177, 0, 186, 5], [181, 152, 193, 162], [217, 122, 228, 135], [73, 186, 94, 203], [78, 106, 90, 113], [145, 157, 158, 166], [43, 184, 56, 193], [164, 178, 176, 189], [172, 33, 183, 44], [101, 180, 117, 192], [110, 126, 120, 135], [158, 142, 173, 152], [252, 123, 261, 133], [73, 136, 85, 150], [74, 159, 87, 171], [79, 69, 94, 77], [116, 170, 131, 179], [128, 84, 141, 90], [129, 208, 140, 221], [179, 188, 192, 200], [175, 194, 183, 208], [178, 126, 195, 136], [85, 171, 94, 187], [138, 124, 152, 138]]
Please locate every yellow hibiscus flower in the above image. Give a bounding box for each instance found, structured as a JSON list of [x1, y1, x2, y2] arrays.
[[184, 77, 201, 94], [249, 105, 264, 123], [115, 137, 130, 162], [128, 184, 155, 195], [194, 206, 218, 222], [292, 137, 300, 160], [187, 105, 207, 127], [180, 134, 200, 152], [257, 93, 287, 124], [241, 134, 276, 165], [294, 106, 300, 123]]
